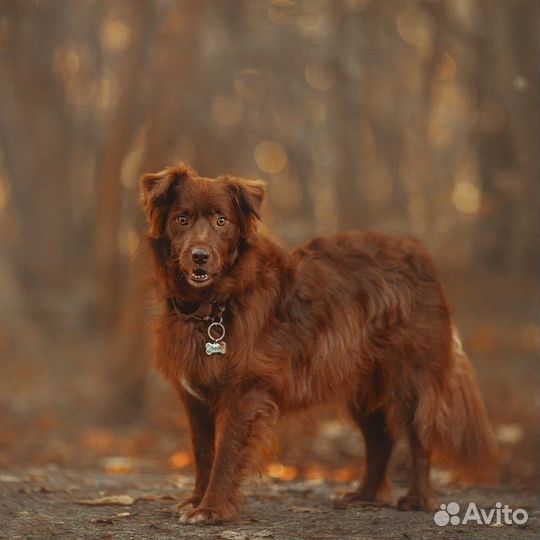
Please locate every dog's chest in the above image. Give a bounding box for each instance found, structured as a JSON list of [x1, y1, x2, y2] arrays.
[[173, 328, 227, 402], [166, 309, 244, 401], [178, 359, 226, 403], [180, 375, 206, 401]]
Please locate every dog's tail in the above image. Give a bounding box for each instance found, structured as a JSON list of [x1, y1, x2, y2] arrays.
[[428, 328, 498, 481]]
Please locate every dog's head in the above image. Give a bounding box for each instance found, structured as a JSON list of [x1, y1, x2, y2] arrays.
[[141, 164, 265, 289]]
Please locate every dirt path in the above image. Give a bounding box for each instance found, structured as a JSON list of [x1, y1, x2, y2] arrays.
[[0, 468, 537, 540]]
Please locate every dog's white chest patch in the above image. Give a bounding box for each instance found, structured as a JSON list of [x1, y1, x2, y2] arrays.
[[180, 376, 205, 401], [451, 325, 465, 355]]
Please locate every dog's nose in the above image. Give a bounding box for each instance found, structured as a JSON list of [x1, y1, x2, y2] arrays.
[[191, 248, 210, 265]]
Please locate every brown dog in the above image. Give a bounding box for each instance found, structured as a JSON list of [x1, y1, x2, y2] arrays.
[[140, 163, 497, 524]]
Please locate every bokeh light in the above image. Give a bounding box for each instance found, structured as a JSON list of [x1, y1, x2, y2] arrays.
[[254, 141, 288, 174]]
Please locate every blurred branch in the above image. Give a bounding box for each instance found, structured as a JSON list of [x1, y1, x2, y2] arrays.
[[0, 1, 77, 294], [475, 0, 539, 275], [93, 0, 154, 330], [489, 1, 539, 274]]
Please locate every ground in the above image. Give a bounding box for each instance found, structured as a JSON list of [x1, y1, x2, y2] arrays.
[[0, 468, 537, 540]]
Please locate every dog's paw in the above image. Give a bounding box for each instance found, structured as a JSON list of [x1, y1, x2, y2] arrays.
[[179, 507, 227, 525], [397, 494, 434, 512], [334, 490, 391, 510], [173, 496, 201, 516], [334, 479, 393, 509]]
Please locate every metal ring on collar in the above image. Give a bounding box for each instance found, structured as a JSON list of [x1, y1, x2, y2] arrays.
[[207, 321, 226, 342]]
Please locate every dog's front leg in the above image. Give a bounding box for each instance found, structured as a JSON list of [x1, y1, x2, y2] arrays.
[[175, 389, 215, 516], [180, 387, 278, 525]]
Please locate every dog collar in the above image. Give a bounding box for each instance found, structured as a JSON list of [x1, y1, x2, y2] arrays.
[[167, 297, 227, 356], [167, 296, 225, 322]]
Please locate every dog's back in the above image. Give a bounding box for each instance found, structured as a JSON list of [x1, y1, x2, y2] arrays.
[[268, 231, 451, 410]]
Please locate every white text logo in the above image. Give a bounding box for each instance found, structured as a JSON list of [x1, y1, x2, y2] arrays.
[[434, 501, 528, 527]]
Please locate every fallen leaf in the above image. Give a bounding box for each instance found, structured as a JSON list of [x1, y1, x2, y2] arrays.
[[169, 451, 192, 469], [101, 456, 138, 475], [266, 462, 297, 480], [0, 474, 20, 482], [138, 493, 177, 502], [76, 495, 135, 506]]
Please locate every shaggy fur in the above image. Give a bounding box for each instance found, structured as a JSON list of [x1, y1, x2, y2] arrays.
[[140, 164, 497, 524]]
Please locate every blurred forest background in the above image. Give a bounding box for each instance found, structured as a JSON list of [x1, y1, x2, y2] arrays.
[[0, 0, 538, 488]]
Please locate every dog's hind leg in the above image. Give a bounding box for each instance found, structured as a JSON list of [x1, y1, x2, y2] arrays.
[[342, 407, 394, 504], [397, 423, 434, 511]]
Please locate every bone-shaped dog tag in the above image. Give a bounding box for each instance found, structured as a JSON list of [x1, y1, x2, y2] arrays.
[[205, 320, 226, 356], [205, 341, 227, 355]]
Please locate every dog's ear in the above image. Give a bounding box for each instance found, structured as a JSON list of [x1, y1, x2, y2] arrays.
[[140, 164, 195, 238], [223, 176, 266, 240]]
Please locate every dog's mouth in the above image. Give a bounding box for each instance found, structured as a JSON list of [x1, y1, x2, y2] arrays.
[[188, 267, 213, 287]]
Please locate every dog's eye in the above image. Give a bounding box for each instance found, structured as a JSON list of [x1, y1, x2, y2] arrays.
[[177, 215, 189, 225], [216, 216, 227, 226]]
